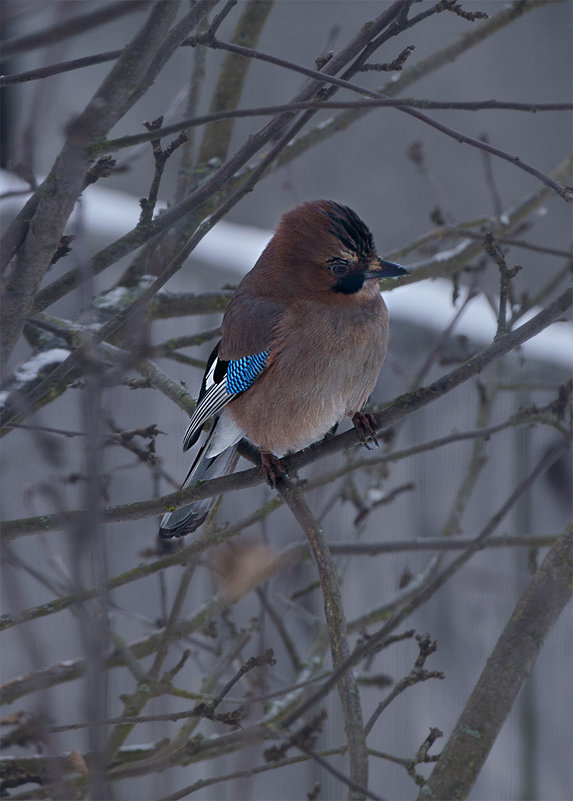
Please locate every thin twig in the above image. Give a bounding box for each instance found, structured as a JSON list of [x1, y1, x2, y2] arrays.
[[364, 634, 444, 735], [0, 532, 558, 638], [257, 589, 304, 674], [98, 98, 573, 151], [480, 132, 504, 217], [138, 117, 188, 228], [483, 232, 521, 338]]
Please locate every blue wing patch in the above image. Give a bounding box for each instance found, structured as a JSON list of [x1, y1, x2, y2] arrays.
[[226, 350, 270, 394], [182, 348, 270, 451]]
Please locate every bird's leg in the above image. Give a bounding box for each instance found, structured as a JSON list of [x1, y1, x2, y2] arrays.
[[351, 411, 379, 449], [260, 451, 287, 487]]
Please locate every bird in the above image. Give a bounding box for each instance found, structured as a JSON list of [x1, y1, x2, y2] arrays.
[[159, 199, 407, 538]]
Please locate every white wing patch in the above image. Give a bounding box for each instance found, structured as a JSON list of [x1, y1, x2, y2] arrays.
[[203, 358, 219, 394], [182, 349, 270, 451], [183, 358, 237, 451]]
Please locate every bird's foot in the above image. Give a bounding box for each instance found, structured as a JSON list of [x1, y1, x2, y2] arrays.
[[351, 411, 379, 450], [261, 451, 287, 487]]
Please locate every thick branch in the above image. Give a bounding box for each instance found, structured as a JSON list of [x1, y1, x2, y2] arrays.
[[197, 0, 273, 165], [418, 520, 573, 801]]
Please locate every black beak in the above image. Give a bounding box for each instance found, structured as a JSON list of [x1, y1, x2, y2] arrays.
[[362, 258, 408, 280], [378, 258, 408, 277]]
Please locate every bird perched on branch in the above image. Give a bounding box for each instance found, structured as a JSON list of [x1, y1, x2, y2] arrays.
[[159, 199, 407, 538]]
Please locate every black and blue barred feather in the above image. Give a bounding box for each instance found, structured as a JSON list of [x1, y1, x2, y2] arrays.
[[182, 345, 270, 451], [227, 351, 269, 394]]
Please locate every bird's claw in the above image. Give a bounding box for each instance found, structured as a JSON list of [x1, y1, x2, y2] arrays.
[[261, 451, 287, 487], [352, 412, 379, 449]]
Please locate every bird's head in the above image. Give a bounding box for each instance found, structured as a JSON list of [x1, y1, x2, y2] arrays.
[[265, 199, 407, 297]]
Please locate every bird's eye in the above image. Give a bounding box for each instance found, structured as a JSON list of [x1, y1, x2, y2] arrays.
[[329, 261, 349, 277]]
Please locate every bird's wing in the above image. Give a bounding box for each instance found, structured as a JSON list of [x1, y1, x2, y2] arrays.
[[182, 344, 271, 451], [183, 293, 284, 451], [219, 286, 285, 357]]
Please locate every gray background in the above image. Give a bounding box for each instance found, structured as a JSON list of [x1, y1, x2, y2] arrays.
[[1, 2, 571, 800]]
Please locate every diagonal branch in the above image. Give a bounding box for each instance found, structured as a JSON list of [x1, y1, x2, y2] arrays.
[[196, 0, 273, 166], [417, 519, 573, 801]]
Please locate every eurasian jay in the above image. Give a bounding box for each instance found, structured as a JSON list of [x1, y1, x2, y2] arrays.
[[159, 199, 407, 538]]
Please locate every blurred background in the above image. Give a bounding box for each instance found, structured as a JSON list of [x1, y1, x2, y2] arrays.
[[1, 2, 571, 799]]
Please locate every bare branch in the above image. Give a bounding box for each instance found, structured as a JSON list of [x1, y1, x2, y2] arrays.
[[99, 98, 573, 152], [418, 520, 573, 800], [277, 477, 369, 796], [196, 0, 273, 166], [365, 633, 444, 735]]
